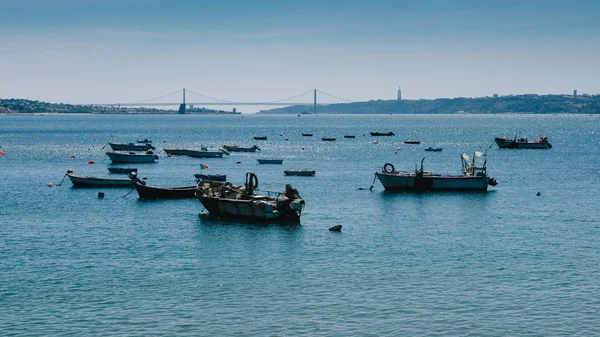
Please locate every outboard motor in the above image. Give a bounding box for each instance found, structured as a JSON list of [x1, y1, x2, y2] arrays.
[[488, 177, 498, 186], [129, 172, 146, 185]]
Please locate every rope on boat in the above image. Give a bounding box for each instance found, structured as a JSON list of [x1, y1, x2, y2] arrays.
[[57, 174, 68, 187], [120, 186, 136, 198], [368, 173, 377, 190]]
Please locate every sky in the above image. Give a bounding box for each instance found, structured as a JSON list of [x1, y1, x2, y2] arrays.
[[1, 0, 599, 112]]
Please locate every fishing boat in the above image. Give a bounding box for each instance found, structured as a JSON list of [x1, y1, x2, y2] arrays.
[[129, 173, 196, 200], [404, 141, 421, 144], [107, 167, 137, 174], [106, 151, 158, 163], [344, 135, 356, 139], [494, 136, 552, 149], [136, 139, 152, 144], [164, 147, 228, 158], [302, 133, 313, 137], [257, 159, 283, 164], [222, 144, 261, 152], [321, 137, 336, 141], [424, 147, 443, 152], [194, 173, 227, 182], [370, 132, 395, 136], [108, 142, 155, 151], [66, 173, 133, 187], [284, 170, 315, 176], [196, 172, 305, 222], [253, 136, 268, 140], [374, 152, 498, 191]]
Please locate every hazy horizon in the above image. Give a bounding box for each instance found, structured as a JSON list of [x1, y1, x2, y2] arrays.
[[1, 0, 599, 112]]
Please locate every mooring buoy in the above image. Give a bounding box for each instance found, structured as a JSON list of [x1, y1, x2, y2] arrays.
[[98, 192, 105, 198]]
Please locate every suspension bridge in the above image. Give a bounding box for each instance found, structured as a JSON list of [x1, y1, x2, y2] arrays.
[[100, 88, 353, 113]]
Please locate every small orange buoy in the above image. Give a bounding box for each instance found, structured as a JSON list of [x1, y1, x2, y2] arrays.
[[88, 160, 95, 164], [0, 151, 5, 155], [47, 183, 53, 187], [396, 147, 401, 151], [67, 168, 73, 173], [167, 153, 172, 157], [71, 154, 76, 158], [373, 140, 378, 144]]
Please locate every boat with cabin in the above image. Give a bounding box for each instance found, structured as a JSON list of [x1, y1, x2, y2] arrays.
[[222, 144, 261, 152], [106, 151, 158, 163], [374, 152, 498, 191], [196, 172, 305, 222], [494, 136, 552, 149]]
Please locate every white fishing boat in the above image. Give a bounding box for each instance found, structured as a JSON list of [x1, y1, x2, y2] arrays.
[[106, 151, 158, 163], [374, 152, 498, 191], [66, 173, 133, 187], [108, 142, 155, 151]]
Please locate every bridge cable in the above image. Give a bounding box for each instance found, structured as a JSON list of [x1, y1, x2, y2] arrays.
[[185, 89, 238, 103], [316, 89, 354, 103], [129, 89, 183, 104], [261, 89, 315, 104]]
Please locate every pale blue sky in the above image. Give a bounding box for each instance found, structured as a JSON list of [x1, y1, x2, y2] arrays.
[[1, 0, 599, 111]]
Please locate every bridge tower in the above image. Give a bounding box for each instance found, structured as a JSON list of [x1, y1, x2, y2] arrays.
[[178, 88, 186, 114], [313, 89, 317, 114]]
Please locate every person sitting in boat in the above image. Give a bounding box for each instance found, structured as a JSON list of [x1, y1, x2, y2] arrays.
[[278, 184, 303, 217], [285, 184, 301, 199]]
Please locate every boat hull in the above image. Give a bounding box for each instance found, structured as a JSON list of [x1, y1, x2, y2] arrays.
[[222, 145, 260, 152], [257, 159, 283, 164], [284, 170, 315, 176], [198, 196, 303, 222], [376, 172, 490, 191], [67, 174, 133, 187], [108, 142, 153, 151], [106, 152, 157, 163], [164, 148, 224, 158], [494, 137, 552, 149], [134, 183, 196, 200], [370, 132, 394, 136]]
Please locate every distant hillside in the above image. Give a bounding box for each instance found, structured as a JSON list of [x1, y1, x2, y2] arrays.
[[258, 94, 600, 114]]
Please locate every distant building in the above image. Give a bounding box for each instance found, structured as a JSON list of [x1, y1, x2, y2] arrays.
[[397, 87, 402, 100], [574, 89, 577, 98]]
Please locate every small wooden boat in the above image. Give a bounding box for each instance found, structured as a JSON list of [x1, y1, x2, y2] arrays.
[[164, 147, 227, 158], [222, 144, 261, 152], [253, 136, 267, 140], [194, 173, 227, 182], [404, 141, 421, 144], [257, 159, 283, 164], [106, 151, 158, 163], [375, 153, 498, 192], [370, 132, 395, 136], [494, 136, 552, 149], [196, 172, 305, 222], [424, 147, 443, 152], [66, 173, 133, 187], [321, 137, 336, 141], [302, 133, 313, 137], [344, 135, 356, 138], [284, 170, 315, 176], [108, 142, 155, 151], [108, 167, 138, 174], [131, 179, 196, 200]]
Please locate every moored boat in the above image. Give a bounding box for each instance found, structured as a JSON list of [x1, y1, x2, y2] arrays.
[[424, 147, 443, 152], [374, 152, 498, 191], [194, 173, 227, 182], [108, 167, 138, 174], [108, 142, 155, 151], [344, 135, 356, 138], [66, 173, 133, 187], [370, 131, 395, 136], [253, 136, 268, 140], [494, 136, 552, 149], [130, 173, 196, 200], [164, 147, 228, 158], [257, 158, 283, 164], [222, 144, 261, 152], [404, 140, 421, 144], [284, 170, 315, 176], [321, 137, 336, 141], [137, 139, 152, 144], [302, 133, 313, 137], [196, 172, 305, 222], [106, 151, 158, 163]]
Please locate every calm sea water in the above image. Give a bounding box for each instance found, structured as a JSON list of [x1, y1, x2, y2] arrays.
[[1, 113, 599, 336]]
